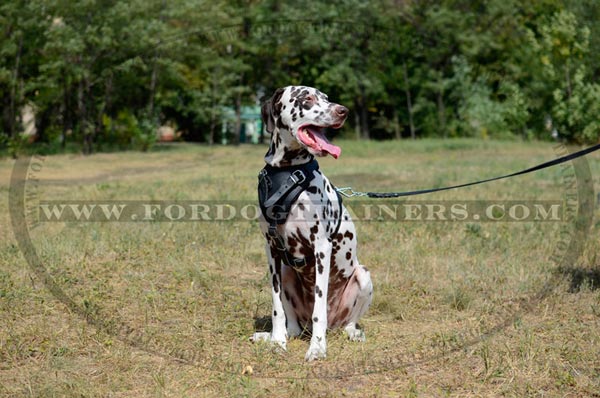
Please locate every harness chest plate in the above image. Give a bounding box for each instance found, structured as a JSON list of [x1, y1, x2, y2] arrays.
[[258, 160, 319, 225], [258, 160, 343, 268]]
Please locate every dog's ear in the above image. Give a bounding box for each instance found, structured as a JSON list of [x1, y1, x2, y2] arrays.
[[261, 88, 284, 133]]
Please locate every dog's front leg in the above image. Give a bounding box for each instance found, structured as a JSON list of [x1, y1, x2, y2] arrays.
[[305, 239, 332, 361], [250, 244, 287, 350]]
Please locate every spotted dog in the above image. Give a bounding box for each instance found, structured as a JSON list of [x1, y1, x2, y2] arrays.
[[251, 86, 373, 361]]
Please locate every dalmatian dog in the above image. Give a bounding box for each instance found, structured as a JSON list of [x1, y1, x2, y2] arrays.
[[251, 86, 373, 361]]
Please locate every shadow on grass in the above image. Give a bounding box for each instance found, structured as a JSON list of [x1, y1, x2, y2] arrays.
[[253, 316, 314, 341], [555, 266, 600, 292], [254, 316, 272, 333]]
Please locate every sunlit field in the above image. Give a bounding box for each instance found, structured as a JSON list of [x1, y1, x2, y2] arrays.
[[1, 139, 599, 397]]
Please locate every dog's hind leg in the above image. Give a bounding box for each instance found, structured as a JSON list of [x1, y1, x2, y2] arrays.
[[343, 265, 373, 342]]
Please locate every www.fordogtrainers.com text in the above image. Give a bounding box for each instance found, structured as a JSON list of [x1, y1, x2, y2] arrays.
[[36, 200, 565, 223]]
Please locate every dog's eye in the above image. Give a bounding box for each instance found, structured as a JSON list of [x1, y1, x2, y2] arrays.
[[305, 95, 316, 103]]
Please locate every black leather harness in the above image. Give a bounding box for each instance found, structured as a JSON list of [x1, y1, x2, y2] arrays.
[[258, 160, 343, 268]]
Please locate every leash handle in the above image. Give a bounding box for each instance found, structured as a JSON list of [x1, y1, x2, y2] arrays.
[[337, 142, 600, 199]]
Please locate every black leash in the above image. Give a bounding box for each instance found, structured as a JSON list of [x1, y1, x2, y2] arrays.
[[337, 142, 600, 198]]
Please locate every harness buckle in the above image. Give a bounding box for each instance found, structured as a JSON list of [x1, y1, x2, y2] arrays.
[[290, 170, 306, 185]]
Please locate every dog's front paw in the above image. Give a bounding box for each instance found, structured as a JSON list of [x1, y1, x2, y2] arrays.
[[250, 332, 287, 351], [305, 338, 327, 361]]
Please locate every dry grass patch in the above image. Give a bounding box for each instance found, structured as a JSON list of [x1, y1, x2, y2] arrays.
[[1, 139, 599, 397]]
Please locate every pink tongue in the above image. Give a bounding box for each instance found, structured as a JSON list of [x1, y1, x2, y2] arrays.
[[307, 127, 342, 159]]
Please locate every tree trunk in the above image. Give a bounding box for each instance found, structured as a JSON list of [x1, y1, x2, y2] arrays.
[[78, 77, 94, 155], [9, 35, 23, 139], [233, 92, 242, 145], [148, 0, 166, 117], [61, 71, 70, 149], [402, 62, 415, 140], [209, 88, 216, 146], [393, 108, 401, 140], [97, 73, 113, 146], [148, 51, 158, 116], [354, 104, 361, 140], [357, 85, 370, 140], [233, 71, 244, 146], [437, 87, 447, 139]]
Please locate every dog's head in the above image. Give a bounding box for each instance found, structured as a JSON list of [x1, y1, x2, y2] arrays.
[[262, 86, 348, 160]]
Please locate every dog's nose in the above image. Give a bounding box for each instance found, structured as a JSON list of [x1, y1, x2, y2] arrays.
[[336, 105, 349, 117]]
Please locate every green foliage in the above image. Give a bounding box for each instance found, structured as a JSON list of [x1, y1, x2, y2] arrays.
[[553, 68, 600, 143], [101, 111, 157, 152], [0, 0, 599, 155]]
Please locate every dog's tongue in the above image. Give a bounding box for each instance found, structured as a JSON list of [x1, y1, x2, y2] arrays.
[[305, 126, 341, 159]]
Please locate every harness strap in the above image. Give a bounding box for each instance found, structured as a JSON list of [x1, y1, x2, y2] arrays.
[[258, 160, 344, 269], [263, 169, 306, 207]]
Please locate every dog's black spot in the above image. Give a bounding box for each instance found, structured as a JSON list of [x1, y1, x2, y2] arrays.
[[272, 275, 279, 293], [317, 260, 324, 274], [274, 310, 278, 316], [298, 203, 305, 210], [346, 251, 351, 260], [313, 317, 318, 323], [307, 186, 318, 194], [344, 231, 354, 241], [315, 285, 323, 297]]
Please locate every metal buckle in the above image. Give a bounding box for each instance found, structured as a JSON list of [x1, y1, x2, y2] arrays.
[[290, 170, 306, 184], [336, 187, 368, 198]]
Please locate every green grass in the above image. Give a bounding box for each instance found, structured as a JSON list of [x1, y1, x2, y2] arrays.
[[1, 139, 599, 397]]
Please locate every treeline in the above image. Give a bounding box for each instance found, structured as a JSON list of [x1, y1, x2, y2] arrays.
[[1, 0, 599, 156]]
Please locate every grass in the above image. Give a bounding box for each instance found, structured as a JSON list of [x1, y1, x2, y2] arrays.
[[0, 139, 599, 397]]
